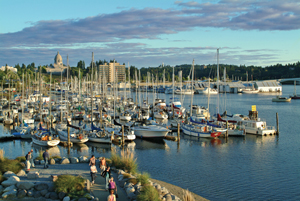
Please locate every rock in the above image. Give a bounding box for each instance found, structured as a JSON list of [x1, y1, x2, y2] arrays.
[[27, 190, 34, 197], [50, 158, 56, 165], [34, 159, 40, 165], [50, 192, 58, 199], [118, 174, 124, 181], [54, 158, 61, 163], [58, 192, 66, 199], [34, 183, 49, 191], [60, 158, 70, 164], [118, 169, 125, 175], [51, 175, 58, 182], [1, 189, 17, 199], [48, 183, 55, 192], [0, 185, 3, 194], [16, 169, 27, 177], [3, 185, 17, 193], [1, 176, 20, 187], [92, 198, 99, 201], [79, 156, 88, 163], [78, 198, 88, 201], [40, 160, 45, 165], [135, 184, 142, 194], [126, 186, 135, 195], [70, 157, 79, 164], [17, 181, 35, 190], [27, 171, 39, 179], [165, 193, 172, 201], [17, 189, 27, 198], [45, 192, 51, 199], [161, 187, 169, 195], [40, 189, 48, 196], [3, 171, 17, 178], [119, 178, 129, 188], [127, 192, 136, 200], [63, 196, 71, 201], [34, 191, 42, 198]]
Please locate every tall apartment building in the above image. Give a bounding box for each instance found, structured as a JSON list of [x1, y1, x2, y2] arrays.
[[98, 61, 125, 83]]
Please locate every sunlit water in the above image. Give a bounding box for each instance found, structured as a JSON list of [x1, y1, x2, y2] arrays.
[[1, 85, 300, 201]]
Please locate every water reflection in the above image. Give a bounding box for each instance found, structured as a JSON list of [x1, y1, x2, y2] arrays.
[[32, 143, 61, 156], [134, 138, 170, 150]]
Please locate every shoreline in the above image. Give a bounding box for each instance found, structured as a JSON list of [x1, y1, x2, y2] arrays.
[[151, 178, 209, 201]]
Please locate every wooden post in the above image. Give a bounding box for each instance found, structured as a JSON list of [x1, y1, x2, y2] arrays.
[[67, 127, 70, 146], [122, 125, 124, 145], [172, 104, 174, 119], [177, 122, 180, 141], [50, 115, 53, 128], [47, 121, 49, 130], [276, 112, 279, 135], [226, 120, 228, 137]]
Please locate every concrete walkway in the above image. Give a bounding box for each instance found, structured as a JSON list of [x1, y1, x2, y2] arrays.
[[21, 163, 129, 201]]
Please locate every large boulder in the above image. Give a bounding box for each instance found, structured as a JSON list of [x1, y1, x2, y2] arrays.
[[27, 171, 39, 179], [1, 189, 17, 199], [126, 186, 135, 195], [83, 193, 93, 200], [63, 196, 71, 201], [78, 197, 88, 201], [40, 189, 48, 196], [70, 157, 79, 164], [48, 183, 55, 192], [2, 171, 17, 178], [79, 156, 88, 163], [49, 158, 56, 165], [1, 176, 20, 187], [17, 181, 35, 190], [3, 185, 17, 193], [50, 192, 58, 199], [45, 192, 51, 199], [34, 159, 40, 165], [60, 158, 70, 164], [34, 191, 42, 198], [27, 190, 34, 197], [17, 189, 27, 198], [34, 183, 49, 191], [0, 185, 3, 194], [16, 169, 27, 177], [127, 192, 136, 200], [58, 192, 66, 200]]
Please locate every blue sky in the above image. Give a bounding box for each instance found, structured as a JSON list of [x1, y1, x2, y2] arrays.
[[0, 0, 299, 68]]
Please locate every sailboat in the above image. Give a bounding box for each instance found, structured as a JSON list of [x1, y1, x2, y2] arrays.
[[290, 80, 300, 99]]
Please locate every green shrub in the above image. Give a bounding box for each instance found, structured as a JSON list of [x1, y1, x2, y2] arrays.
[[128, 178, 138, 185], [35, 150, 44, 160], [183, 189, 195, 201], [0, 149, 4, 162], [15, 156, 26, 162], [122, 173, 132, 179], [50, 155, 61, 160], [0, 159, 23, 176], [137, 172, 150, 186], [106, 158, 112, 165], [54, 175, 85, 195], [0, 172, 4, 183], [120, 149, 137, 174], [137, 185, 160, 201], [110, 152, 122, 169]]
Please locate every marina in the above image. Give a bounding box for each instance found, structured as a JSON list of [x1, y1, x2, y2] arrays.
[[0, 84, 299, 200]]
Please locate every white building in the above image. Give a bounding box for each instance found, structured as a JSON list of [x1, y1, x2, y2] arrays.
[[0, 65, 17, 73], [254, 81, 282, 92]]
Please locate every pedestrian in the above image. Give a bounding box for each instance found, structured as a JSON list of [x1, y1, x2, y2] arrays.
[[43, 149, 50, 169], [108, 177, 117, 194], [102, 166, 110, 191], [100, 157, 107, 174], [107, 189, 116, 201], [90, 163, 97, 185], [89, 155, 96, 166], [30, 149, 35, 168], [25, 151, 31, 171]]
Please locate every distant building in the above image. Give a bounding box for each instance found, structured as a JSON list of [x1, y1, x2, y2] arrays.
[[99, 62, 125, 83], [0, 65, 17, 73], [254, 81, 282, 92], [45, 51, 68, 75]]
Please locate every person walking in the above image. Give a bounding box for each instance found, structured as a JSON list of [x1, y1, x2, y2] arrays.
[[100, 157, 107, 174], [43, 149, 50, 169], [89, 155, 96, 166], [25, 151, 31, 171], [107, 189, 116, 201], [108, 177, 117, 195], [102, 166, 111, 191], [90, 163, 97, 185], [30, 149, 35, 168]]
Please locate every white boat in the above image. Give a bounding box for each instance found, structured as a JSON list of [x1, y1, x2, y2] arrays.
[[201, 87, 218, 94], [174, 88, 194, 95], [181, 123, 221, 138], [119, 111, 132, 121], [82, 122, 112, 144], [106, 120, 136, 141], [272, 96, 291, 102], [154, 110, 168, 119], [56, 123, 89, 144], [131, 122, 170, 139], [242, 89, 259, 94], [31, 125, 60, 146]]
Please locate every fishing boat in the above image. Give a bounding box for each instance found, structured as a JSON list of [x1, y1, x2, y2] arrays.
[[272, 96, 291, 102]]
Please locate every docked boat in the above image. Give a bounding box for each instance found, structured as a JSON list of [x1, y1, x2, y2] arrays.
[[200, 87, 218, 94], [56, 122, 89, 144], [131, 121, 170, 139], [83, 122, 112, 144], [242, 89, 259, 94], [31, 124, 60, 146], [119, 111, 132, 121], [181, 122, 222, 138], [272, 96, 291, 102]]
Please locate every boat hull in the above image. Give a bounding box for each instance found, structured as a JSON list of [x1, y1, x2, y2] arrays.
[[32, 136, 60, 147], [132, 125, 169, 139], [57, 130, 89, 144]]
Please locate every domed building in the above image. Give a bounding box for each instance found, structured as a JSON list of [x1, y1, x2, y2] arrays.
[[46, 51, 68, 74]]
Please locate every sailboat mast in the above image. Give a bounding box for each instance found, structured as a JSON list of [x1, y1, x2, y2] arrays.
[[91, 52, 94, 122], [113, 59, 116, 120], [22, 73, 24, 123], [172, 66, 174, 101], [190, 60, 194, 117], [217, 48, 220, 115]]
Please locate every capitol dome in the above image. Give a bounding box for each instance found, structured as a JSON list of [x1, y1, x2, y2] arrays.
[[54, 51, 63, 65]]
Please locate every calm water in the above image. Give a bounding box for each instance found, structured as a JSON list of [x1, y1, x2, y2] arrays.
[[1, 85, 300, 201]]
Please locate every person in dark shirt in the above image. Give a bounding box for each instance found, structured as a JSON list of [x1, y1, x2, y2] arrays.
[[43, 149, 50, 169], [25, 151, 31, 170]]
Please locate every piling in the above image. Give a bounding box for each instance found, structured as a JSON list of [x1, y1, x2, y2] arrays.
[[46, 122, 49, 130], [177, 122, 180, 141], [172, 105, 174, 119], [276, 112, 279, 135], [67, 127, 70, 146], [122, 125, 124, 145], [225, 120, 228, 138]]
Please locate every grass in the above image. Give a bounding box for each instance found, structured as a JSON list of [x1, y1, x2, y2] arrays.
[[137, 172, 150, 186], [15, 156, 26, 162], [50, 155, 62, 160], [183, 189, 195, 201], [54, 175, 86, 197], [110, 148, 138, 174], [0, 158, 23, 177], [35, 149, 44, 160], [0, 149, 4, 161], [137, 185, 161, 201]]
